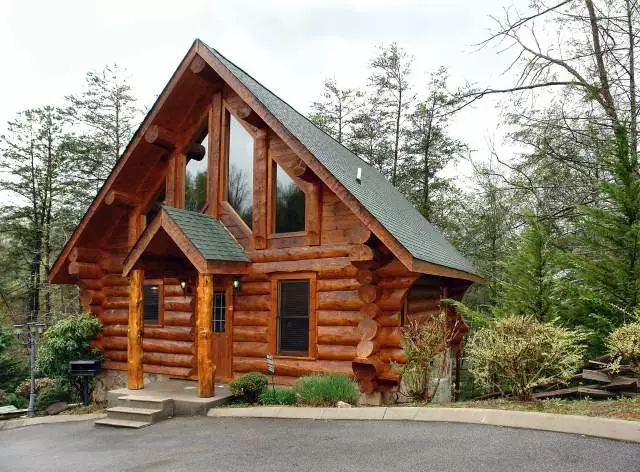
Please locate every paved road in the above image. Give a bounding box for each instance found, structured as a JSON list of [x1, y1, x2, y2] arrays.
[[1, 417, 638, 471]]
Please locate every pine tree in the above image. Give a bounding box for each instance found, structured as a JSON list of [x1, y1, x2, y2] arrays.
[[308, 78, 362, 144], [349, 95, 393, 175]]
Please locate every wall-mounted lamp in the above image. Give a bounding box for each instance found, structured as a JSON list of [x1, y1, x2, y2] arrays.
[[179, 278, 189, 296], [232, 277, 240, 292]]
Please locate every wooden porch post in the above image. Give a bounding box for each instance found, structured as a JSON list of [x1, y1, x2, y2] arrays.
[[196, 273, 215, 397], [127, 269, 144, 389]]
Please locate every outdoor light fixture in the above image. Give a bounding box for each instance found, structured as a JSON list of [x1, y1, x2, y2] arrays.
[[232, 277, 240, 291], [14, 321, 46, 417], [179, 278, 188, 296]]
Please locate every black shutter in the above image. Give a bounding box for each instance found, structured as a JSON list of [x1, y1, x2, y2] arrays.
[[143, 285, 160, 322], [278, 280, 309, 354]]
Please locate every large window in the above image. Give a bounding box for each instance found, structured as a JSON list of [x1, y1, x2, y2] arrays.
[[226, 114, 254, 227], [143, 284, 161, 324], [277, 280, 309, 355], [212, 290, 226, 333], [275, 163, 305, 233], [185, 133, 208, 212]]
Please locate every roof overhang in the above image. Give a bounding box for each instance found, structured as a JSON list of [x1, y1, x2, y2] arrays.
[[123, 208, 249, 277]]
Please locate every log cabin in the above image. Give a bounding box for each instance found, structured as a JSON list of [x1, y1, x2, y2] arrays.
[[49, 39, 481, 400]]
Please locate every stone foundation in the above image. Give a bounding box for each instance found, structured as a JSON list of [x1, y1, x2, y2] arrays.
[[92, 369, 175, 403]]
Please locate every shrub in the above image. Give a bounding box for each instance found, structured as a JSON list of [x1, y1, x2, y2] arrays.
[[36, 385, 71, 411], [230, 372, 268, 403], [36, 313, 102, 379], [2, 391, 27, 408], [607, 321, 640, 373], [0, 322, 29, 392], [466, 316, 585, 400], [259, 387, 297, 405], [295, 374, 359, 406], [16, 377, 57, 398]]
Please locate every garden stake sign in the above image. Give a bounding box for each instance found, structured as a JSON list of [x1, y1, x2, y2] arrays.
[[266, 354, 276, 395]]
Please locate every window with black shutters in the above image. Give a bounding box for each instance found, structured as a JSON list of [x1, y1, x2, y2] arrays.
[[277, 280, 309, 355], [212, 291, 226, 333], [143, 284, 161, 323]]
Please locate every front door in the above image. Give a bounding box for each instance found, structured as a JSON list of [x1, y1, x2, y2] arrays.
[[211, 286, 231, 379]]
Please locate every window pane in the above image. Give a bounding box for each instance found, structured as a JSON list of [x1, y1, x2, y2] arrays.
[[212, 291, 226, 333], [227, 114, 254, 227], [185, 133, 208, 212], [275, 163, 305, 233], [277, 280, 309, 354], [143, 285, 160, 323]]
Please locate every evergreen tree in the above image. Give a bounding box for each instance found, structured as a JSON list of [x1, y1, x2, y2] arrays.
[[349, 95, 393, 175], [308, 78, 362, 144]]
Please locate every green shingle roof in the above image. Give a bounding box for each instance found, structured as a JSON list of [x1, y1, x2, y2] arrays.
[[203, 43, 478, 277], [163, 206, 249, 262]]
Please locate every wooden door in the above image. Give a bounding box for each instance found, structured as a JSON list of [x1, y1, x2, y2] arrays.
[[211, 287, 231, 379]]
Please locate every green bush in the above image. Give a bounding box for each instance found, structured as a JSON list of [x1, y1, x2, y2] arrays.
[[259, 387, 297, 405], [0, 323, 29, 392], [36, 313, 102, 379], [295, 374, 360, 406], [607, 321, 640, 373], [230, 372, 268, 404], [36, 385, 71, 411], [16, 377, 57, 398], [466, 316, 585, 400], [2, 391, 27, 408]]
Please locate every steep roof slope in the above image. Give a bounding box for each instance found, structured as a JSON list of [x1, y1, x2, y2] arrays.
[[203, 43, 478, 276]]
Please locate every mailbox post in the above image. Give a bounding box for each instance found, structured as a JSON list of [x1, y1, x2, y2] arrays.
[[69, 360, 101, 404]]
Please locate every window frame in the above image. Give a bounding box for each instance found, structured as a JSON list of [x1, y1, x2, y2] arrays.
[[183, 126, 210, 213], [220, 103, 259, 233], [212, 289, 226, 333], [143, 279, 164, 326], [270, 273, 317, 359], [270, 159, 307, 236]]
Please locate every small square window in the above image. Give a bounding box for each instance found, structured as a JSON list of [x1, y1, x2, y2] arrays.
[[212, 291, 226, 333]]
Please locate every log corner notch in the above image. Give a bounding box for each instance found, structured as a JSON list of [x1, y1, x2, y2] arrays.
[[196, 273, 215, 397]]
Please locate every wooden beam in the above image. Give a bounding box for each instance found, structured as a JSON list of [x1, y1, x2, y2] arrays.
[[144, 124, 177, 150], [190, 55, 207, 74], [208, 92, 223, 218], [104, 190, 141, 207], [196, 273, 215, 397], [232, 103, 263, 128], [127, 269, 144, 390], [186, 143, 206, 162], [305, 182, 321, 246], [253, 129, 268, 249]]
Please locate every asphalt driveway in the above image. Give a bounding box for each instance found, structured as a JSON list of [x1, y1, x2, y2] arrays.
[[1, 417, 638, 471]]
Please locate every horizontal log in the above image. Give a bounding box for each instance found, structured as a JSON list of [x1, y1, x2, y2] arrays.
[[144, 124, 177, 149], [317, 264, 358, 280], [103, 361, 127, 371], [163, 284, 186, 297], [80, 290, 105, 307], [358, 284, 382, 304], [186, 143, 206, 161], [89, 306, 104, 318], [163, 296, 193, 312], [233, 311, 269, 326], [245, 244, 374, 263], [317, 278, 360, 292], [232, 341, 269, 357], [101, 309, 128, 324], [232, 325, 268, 342], [79, 278, 103, 291], [249, 257, 355, 276], [163, 310, 194, 326], [103, 297, 129, 309], [317, 344, 357, 361], [69, 247, 107, 263], [143, 352, 194, 368], [407, 298, 441, 313], [377, 327, 403, 348], [356, 340, 377, 358], [378, 311, 401, 327], [102, 274, 129, 287], [407, 286, 442, 300], [317, 290, 362, 310], [233, 357, 353, 377], [235, 295, 270, 311], [69, 262, 103, 279], [104, 190, 141, 207], [142, 338, 194, 354], [377, 260, 414, 277], [102, 336, 127, 350], [317, 310, 363, 326], [378, 276, 419, 289], [144, 325, 194, 341], [104, 350, 127, 362], [317, 326, 360, 346], [377, 289, 408, 311], [238, 281, 270, 295], [102, 325, 128, 337], [379, 348, 406, 364], [103, 285, 129, 297], [142, 364, 193, 378], [356, 269, 379, 286]]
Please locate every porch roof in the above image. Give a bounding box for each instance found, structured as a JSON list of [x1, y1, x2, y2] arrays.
[[123, 206, 249, 276]]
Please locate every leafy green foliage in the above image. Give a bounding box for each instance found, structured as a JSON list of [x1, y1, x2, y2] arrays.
[[0, 322, 28, 392], [2, 391, 27, 408], [607, 320, 640, 373], [466, 316, 585, 399], [36, 384, 71, 411], [36, 314, 102, 379], [259, 387, 297, 405], [295, 374, 360, 406], [230, 372, 268, 404], [16, 377, 56, 397]]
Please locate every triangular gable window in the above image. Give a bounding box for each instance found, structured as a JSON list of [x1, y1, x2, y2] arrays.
[[275, 163, 305, 233]]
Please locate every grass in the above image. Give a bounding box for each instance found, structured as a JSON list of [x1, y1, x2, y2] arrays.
[[295, 374, 360, 406], [428, 396, 640, 421]]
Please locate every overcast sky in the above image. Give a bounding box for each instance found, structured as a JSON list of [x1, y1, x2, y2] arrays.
[[1, 0, 521, 181]]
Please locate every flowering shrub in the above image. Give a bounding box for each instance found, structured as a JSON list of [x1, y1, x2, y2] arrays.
[[607, 321, 640, 373]]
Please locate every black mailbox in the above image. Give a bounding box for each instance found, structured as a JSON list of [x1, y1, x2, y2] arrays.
[[69, 360, 101, 376]]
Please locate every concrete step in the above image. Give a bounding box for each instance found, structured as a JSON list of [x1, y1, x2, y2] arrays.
[[106, 406, 167, 423], [95, 418, 150, 429], [117, 395, 174, 414]]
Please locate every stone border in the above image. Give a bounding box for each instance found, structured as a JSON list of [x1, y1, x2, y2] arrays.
[[0, 413, 107, 431], [208, 406, 640, 443]]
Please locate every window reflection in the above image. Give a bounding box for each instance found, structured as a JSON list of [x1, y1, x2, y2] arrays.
[[275, 163, 305, 233], [227, 114, 254, 228], [185, 133, 208, 212]]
